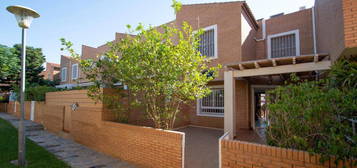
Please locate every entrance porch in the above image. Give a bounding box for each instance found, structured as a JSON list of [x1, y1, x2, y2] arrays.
[[223, 54, 332, 139]]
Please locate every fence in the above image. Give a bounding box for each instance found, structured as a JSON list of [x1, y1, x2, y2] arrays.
[[1, 89, 185, 168], [219, 135, 355, 168]]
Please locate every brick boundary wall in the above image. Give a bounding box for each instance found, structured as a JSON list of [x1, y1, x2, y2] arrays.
[[220, 138, 355, 168], [1, 90, 185, 168]]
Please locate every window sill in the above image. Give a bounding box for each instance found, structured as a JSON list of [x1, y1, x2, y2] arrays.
[[197, 113, 224, 118]]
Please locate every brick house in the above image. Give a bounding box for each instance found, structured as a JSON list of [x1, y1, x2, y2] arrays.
[[40, 62, 60, 81], [58, 0, 357, 139]]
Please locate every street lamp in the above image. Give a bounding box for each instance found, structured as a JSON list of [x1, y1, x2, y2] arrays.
[[6, 5, 40, 167]]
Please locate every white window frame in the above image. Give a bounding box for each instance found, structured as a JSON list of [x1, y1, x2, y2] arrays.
[[61, 67, 67, 82], [196, 24, 218, 60], [267, 29, 300, 59], [71, 64, 78, 80], [196, 85, 224, 117]]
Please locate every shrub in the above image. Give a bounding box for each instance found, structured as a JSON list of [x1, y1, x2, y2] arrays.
[[266, 58, 357, 165], [14, 86, 59, 101]]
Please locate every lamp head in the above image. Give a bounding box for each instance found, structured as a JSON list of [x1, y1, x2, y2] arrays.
[[6, 5, 40, 29]]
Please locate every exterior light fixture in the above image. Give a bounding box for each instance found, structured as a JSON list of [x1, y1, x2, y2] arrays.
[[6, 5, 40, 167]]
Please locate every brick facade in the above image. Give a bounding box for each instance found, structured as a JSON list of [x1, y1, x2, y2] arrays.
[[343, 0, 357, 48], [40, 62, 60, 81], [220, 139, 355, 168]]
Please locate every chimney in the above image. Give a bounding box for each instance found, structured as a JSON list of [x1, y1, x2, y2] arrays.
[[299, 6, 306, 10]]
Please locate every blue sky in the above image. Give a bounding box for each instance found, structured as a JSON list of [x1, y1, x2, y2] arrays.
[[1, 0, 314, 65]]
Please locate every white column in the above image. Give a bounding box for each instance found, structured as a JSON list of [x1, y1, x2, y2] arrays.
[[224, 71, 236, 139], [30, 101, 35, 121]]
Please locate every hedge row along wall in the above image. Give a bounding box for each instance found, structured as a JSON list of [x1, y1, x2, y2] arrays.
[[2, 89, 185, 168], [220, 139, 355, 168]]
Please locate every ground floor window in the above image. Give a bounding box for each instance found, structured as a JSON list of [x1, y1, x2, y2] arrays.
[[197, 87, 224, 117]]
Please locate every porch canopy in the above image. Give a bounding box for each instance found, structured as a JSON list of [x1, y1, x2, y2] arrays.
[[223, 54, 332, 138]]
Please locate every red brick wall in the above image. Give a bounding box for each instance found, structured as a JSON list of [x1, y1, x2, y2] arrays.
[[5, 91, 185, 168], [71, 106, 184, 168], [220, 139, 355, 168], [176, 2, 244, 80], [343, 0, 357, 48], [250, 9, 314, 61], [236, 80, 250, 130], [60, 55, 79, 85]]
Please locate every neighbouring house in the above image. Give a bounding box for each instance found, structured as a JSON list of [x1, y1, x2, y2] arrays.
[[40, 62, 60, 81], [57, 0, 357, 141]]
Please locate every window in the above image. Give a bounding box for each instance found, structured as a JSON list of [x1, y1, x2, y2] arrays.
[[72, 64, 78, 80], [197, 87, 224, 117], [198, 25, 218, 59], [268, 30, 300, 58], [61, 67, 67, 82]]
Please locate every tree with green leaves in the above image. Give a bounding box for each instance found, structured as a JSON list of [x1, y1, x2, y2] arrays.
[[61, 1, 220, 129], [0, 44, 19, 84], [13, 44, 46, 85], [0, 44, 47, 87]]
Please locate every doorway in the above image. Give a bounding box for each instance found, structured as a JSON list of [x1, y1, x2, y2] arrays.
[[250, 85, 276, 139]]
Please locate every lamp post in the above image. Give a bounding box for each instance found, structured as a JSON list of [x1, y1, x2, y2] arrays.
[[6, 5, 40, 167]]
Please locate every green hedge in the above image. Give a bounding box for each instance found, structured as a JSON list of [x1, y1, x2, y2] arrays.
[[266, 58, 357, 165]]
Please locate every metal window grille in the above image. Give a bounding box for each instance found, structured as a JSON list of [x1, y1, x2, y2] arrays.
[[72, 64, 78, 79], [198, 29, 215, 58], [61, 68, 67, 81], [199, 88, 224, 115], [271, 34, 296, 58]]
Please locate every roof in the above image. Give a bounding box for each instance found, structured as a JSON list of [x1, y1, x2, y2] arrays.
[[47, 62, 60, 67]]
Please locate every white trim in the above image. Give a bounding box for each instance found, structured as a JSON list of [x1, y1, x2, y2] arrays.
[[30, 101, 35, 121], [250, 85, 278, 130], [267, 29, 300, 59], [71, 63, 79, 80], [196, 85, 224, 117], [219, 131, 231, 168], [181, 133, 185, 168], [198, 24, 218, 60], [61, 67, 67, 82]]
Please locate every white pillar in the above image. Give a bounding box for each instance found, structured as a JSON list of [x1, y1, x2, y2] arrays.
[[224, 71, 236, 139], [30, 101, 35, 121]]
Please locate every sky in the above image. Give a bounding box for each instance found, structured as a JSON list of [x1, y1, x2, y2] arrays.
[[0, 0, 314, 65]]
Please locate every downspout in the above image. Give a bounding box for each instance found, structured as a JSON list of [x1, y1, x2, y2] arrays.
[[312, 7, 317, 55], [312, 6, 320, 80], [254, 19, 266, 41]]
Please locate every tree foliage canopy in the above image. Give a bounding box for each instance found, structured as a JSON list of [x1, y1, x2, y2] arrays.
[[61, 21, 220, 129], [0, 44, 48, 88]]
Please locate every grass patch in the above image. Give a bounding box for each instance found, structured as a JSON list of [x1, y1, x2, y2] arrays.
[[0, 118, 70, 168]]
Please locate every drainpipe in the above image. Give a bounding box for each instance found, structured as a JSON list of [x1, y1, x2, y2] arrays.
[[312, 7, 320, 80], [312, 7, 317, 55], [254, 19, 266, 41]]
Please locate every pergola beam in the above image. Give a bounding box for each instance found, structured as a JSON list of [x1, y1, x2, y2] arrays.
[[233, 61, 331, 78]]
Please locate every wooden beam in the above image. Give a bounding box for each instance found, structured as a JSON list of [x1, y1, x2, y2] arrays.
[[233, 61, 332, 78]]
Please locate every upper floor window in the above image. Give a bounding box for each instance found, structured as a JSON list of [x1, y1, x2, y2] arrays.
[[61, 67, 67, 82], [197, 87, 224, 117], [268, 30, 300, 58], [72, 64, 79, 80], [198, 25, 218, 59]]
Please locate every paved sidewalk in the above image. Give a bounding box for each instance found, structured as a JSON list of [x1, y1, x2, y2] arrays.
[[0, 113, 135, 168]]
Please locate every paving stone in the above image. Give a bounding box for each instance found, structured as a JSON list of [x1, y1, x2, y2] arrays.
[[0, 113, 136, 168]]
